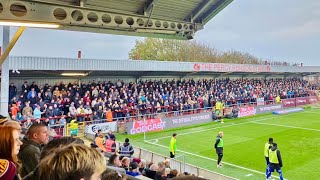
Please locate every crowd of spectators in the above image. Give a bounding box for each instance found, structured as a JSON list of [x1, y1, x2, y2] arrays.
[[0, 119, 206, 180], [8, 78, 317, 125]]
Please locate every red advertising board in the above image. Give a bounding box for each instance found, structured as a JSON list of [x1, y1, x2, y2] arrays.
[[129, 118, 166, 135], [238, 106, 256, 117], [295, 97, 309, 106], [282, 99, 296, 108], [308, 96, 318, 104]]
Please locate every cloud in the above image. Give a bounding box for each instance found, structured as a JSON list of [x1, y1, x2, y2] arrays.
[[271, 19, 320, 39]]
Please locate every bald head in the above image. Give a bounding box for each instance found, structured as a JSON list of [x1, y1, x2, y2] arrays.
[[27, 123, 49, 144]]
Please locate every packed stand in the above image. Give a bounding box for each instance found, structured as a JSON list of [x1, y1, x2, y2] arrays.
[[8, 78, 317, 126], [0, 117, 207, 180]]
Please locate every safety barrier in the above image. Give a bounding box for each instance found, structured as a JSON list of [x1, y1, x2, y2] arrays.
[[131, 146, 236, 180]]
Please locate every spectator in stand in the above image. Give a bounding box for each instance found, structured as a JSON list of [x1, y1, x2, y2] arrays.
[[155, 168, 168, 180], [58, 115, 67, 125], [77, 105, 85, 122], [33, 105, 42, 119], [24, 118, 33, 129], [167, 169, 179, 178], [69, 102, 77, 116], [45, 105, 54, 119], [22, 102, 33, 117], [107, 154, 126, 174], [121, 157, 130, 171], [37, 144, 105, 180], [126, 162, 141, 177], [10, 103, 19, 118], [9, 83, 17, 102], [0, 126, 23, 180], [106, 108, 113, 122], [106, 130, 116, 140], [9, 78, 317, 121], [119, 138, 134, 158], [23, 137, 84, 180], [101, 169, 128, 180], [18, 123, 49, 177], [27, 88, 37, 99], [145, 163, 158, 179], [164, 159, 171, 169], [23, 111, 34, 120]]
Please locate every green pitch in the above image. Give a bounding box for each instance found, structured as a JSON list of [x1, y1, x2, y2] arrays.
[[117, 109, 320, 180]]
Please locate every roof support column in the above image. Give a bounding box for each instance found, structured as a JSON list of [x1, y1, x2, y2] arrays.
[[1, 26, 10, 116], [0, 26, 26, 66]]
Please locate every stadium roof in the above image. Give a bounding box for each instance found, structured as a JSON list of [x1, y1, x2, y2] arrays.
[[0, 0, 233, 40], [8, 56, 320, 78]]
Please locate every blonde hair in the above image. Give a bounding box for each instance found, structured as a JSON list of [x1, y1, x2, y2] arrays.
[[38, 144, 105, 180], [3, 121, 21, 131]]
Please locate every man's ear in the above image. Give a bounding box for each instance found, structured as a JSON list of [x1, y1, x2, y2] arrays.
[[32, 133, 38, 139]]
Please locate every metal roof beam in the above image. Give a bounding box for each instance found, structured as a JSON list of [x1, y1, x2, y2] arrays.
[[186, 0, 214, 22], [0, 0, 194, 40], [197, 0, 233, 24], [143, 0, 160, 16]]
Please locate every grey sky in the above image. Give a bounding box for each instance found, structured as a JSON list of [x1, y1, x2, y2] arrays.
[[1, 0, 320, 65]]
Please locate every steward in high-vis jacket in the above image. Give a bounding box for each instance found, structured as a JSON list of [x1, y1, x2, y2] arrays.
[[119, 138, 134, 157], [169, 133, 177, 158], [266, 143, 284, 180], [105, 137, 116, 153], [214, 131, 224, 168]]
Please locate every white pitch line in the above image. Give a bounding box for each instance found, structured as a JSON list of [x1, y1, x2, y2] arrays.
[[152, 116, 274, 141], [145, 140, 282, 180], [150, 110, 312, 141], [252, 122, 320, 132]]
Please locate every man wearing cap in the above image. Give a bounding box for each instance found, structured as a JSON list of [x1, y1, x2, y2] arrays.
[[214, 131, 224, 168], [126, 162, 141, 177], [266, 143, 284, 180], [169, 133, 177, 158]]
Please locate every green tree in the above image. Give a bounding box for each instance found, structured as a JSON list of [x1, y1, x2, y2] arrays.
[[129, 38, 263, 64]]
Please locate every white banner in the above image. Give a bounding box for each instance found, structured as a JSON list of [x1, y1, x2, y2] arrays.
[[85, 122, 117, 135], [257, 98, 265, 106]]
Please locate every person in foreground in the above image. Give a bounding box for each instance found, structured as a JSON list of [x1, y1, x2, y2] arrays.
[[38, 144, 105, 180], [18, 124, 49, 177], [0, 126, 23, 180], [214, 131, 224, 168], [266, 143, 284, 180]]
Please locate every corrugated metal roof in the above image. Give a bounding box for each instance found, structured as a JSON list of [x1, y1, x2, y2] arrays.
[[8, 56, 320, 74]]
